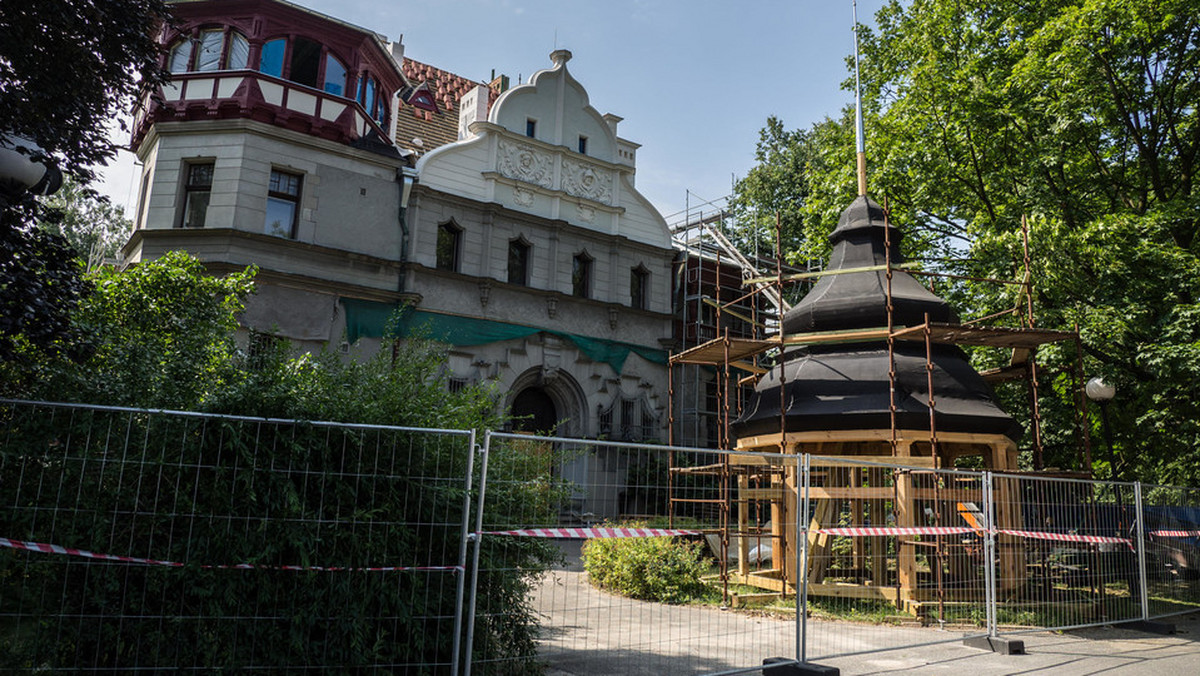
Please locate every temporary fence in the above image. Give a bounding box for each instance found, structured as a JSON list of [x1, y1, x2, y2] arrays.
[[465, 432, 800, 676], [799, 457, 991, 661], [3, 400, 1200, 674], [0, 400, 476, 674]]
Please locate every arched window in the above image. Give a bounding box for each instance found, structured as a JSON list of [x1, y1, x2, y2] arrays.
[[169, 28, 249, 73], [288, 37, 321, 88], [259, 38, 286, 77], [168, 39, 193, 73], [226, 31, 249, 69], [508, 237, 531, 286], [195, 29, 224, 71], [323, 54, 347, 96], [436, 221, 462, 272]]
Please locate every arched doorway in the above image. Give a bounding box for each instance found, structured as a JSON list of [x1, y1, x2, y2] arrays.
[[510, 387, 559, 435]]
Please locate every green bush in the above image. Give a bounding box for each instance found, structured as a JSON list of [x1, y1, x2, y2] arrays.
[[582, 523, 711, 604], [0, 253, 558, 674]]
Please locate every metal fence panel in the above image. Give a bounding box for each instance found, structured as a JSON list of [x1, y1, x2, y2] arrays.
[[466, 432, 797, 676], [0, 400, 475, 674], [1140, 484, 1200, 620], [800, 458, 989, 661], [991, 473, 1142, 635]]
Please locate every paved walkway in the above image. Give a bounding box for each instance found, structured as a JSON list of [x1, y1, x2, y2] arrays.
[[531, 542, 1200, 675]]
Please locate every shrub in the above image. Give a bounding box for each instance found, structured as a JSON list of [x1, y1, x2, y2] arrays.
[[0, 253, 558, 673], [582, 523, 710, 604]]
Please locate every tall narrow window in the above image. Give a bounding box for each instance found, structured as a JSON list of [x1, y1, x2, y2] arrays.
[[630, 266, 649, 310], [360, 77, 377, 116], [181, 162, 214, 228], [259, 38, 286, 77], [508, 238, 530, 286], [374, 96, 388, 128], [436, 222, 461, 271], [572, 252, 592, 298], [578, 135, 588, 155], [195, 29, 224, 71], [525, 119, 537, 138], [323, 54, 347, 96], [226, 31, 250, 69], [289, 37, 321, 87], [134, 171, 151, 230], [264, 169, 301, 238]]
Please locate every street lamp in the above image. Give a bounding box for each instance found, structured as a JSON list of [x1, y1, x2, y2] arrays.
[[1085, 376, 1119, 481], [0, 135, 63, 206]]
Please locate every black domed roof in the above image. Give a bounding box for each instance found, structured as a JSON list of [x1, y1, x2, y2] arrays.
[[733, 195, 1018, 442], [782, 196, 956, 334]]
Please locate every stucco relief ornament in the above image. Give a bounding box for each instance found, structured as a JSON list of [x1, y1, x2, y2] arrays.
[[576, 202, 595, 223], [497, 139, 553, 188], [513, 186, 535, 207], [561, 158, 612, 204]]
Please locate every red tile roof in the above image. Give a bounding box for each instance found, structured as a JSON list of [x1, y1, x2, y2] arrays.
[[395, 58, 502, 154]]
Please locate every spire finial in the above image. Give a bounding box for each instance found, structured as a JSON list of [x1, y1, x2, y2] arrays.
[[853, 0, 867, 197]]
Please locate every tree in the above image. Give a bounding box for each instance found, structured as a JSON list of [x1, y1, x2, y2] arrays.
[[2, 252, 559, 672], [41, 176, 133, 271], [0, 0, 172, 362], [0, 0, 171, 183], [733, 0, 1200, 483]]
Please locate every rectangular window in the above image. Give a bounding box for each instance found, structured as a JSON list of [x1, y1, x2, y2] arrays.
[[508, 239, 530, 286], [578, 135, 588, 155], [630, 267, 649, 310], [180, 162, 213, 228], [436, 223, 461, 271], [525, 118, 537, 138], [572, 253, 592, 298], [264, 169, 301, 238]]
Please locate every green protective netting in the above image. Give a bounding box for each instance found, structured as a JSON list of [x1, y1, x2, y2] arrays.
[[341, 299, 666, 373]]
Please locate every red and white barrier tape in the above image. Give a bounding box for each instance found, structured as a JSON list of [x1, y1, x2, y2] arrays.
[[1150, 530, 1200, 538], [817, 526, 975, 537], [0, 537, 460, 573], [486, 527, 701, 539], [995, 529, 1131, 545]]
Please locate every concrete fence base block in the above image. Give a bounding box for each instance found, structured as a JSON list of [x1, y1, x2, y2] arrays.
[[1120, 619, 1176, 634], [763, 657, 840, 675], [963, 635, 1025, 654]]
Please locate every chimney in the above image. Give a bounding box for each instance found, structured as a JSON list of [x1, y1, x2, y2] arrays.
[[458, 84, 490, 140]]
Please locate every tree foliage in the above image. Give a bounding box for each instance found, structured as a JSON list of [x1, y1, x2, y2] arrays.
[[40, 176, 133, 272], [1, 0, 172, 364], [1, 253, 558, 672], [0, 0, 170, 181], [732, 0, 1200, 483]]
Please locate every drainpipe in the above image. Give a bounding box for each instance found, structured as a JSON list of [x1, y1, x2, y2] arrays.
[[396, 165, 418, 294]]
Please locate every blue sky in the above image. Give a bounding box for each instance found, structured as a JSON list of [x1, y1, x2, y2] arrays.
[[97, 0, 888, 224]]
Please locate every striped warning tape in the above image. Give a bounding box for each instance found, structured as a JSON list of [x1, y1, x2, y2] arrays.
[[817, 526, 975, 536], [486, 527, 701, 539], [995, 529, 1131, 545], [1150, 530, 1200, 538], [0, 537, 460, 573]]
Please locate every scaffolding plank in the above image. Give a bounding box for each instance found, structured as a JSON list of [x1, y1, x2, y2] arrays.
[[891, 323, 1076, 349], [670, 337, 775, 365]]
